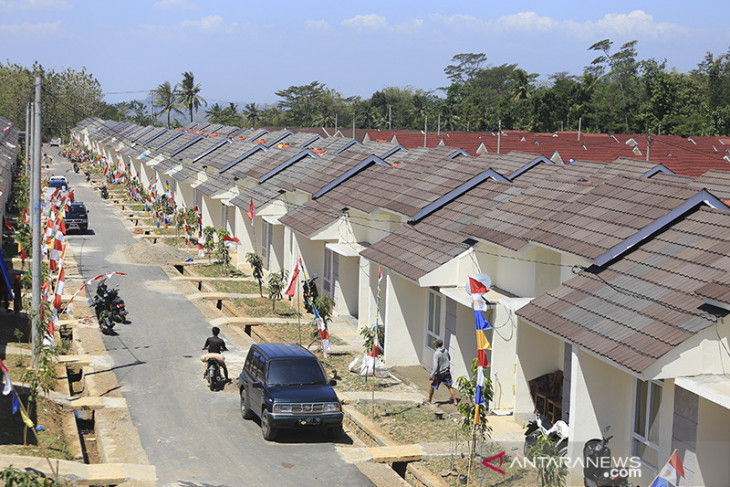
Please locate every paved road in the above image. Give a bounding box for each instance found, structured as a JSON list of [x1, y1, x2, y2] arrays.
[[50, 148, 372, 486]]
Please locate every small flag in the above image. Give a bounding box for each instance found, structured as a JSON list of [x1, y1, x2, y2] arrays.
[[284, 258, 301, 298], [649, 450, 685, 487], [198, 242, 205, 257], [313, 304, 330, 356], [53, 267, 65, 311], [223, 235, 241, 247], [0, 359, 12, 395], [469, 276, 489, 294], [247, 198, 255, 226]]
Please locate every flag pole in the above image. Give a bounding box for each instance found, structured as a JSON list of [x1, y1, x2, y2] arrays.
[[297, 267, 301, 346]]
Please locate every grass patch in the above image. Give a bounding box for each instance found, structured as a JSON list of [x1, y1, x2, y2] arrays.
[[419, 449, 536, 486], [210, 280, 259, 294], [353, 402, 463, 444], [233, 297, 301, 318], [325, 352, 399, 392], [253, 320, 344, 348], [191, 263, 246, 278]]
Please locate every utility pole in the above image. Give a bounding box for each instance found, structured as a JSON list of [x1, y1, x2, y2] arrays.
[[334, 113, 338, 134], [497, 119, 502, 155], [388, 105, 392, 130], [561, 121, 564, 132], [423, 116, 428, 148], [437, 114, 441, 136], [646, 129, 652, 162], [352, 112, 355, 140], [577, 117, 582, 142], [31, 76, 42, 367], [25, 103, 31, 163]]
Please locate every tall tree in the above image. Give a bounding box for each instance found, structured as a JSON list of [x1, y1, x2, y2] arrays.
[[275, 81, 326, 126], [175, 71, 207, 123], [152, 80, 182, 128], [243, 103, 260, 126]]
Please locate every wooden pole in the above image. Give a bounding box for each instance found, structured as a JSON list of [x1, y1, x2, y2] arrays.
[[15, 390, 58, 479], [466, 409, 477, 486]]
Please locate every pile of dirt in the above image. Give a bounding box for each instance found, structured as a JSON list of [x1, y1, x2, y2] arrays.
[[117, 240, 191, 266]]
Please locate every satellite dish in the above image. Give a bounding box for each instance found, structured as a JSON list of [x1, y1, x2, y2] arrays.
[[466, 273, 491, 295]]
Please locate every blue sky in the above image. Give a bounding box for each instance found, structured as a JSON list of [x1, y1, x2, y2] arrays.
[[2, 0, 729, 108]]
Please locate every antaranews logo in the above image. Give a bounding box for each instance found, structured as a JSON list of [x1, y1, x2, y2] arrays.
[[482, 451, 643, 479]]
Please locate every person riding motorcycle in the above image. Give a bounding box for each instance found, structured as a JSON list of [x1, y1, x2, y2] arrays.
[[201, 326, 229, 381]]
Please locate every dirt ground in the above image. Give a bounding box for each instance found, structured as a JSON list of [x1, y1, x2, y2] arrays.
[[109, 239, 192, 266]]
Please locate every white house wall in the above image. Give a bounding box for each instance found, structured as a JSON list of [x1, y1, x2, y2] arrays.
[[383, 271, 423, 367], [694, 396, 730, 486]]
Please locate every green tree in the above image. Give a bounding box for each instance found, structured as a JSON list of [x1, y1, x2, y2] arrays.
[[152, 81, 182, 128], [527, 435, 568, 487], [175, 71, 207, 122], [243, 102, 260, 126], [214, 228, 231, 275], [245, 252, 264, 297], [267, 269, 288, 312], [201, 226, 216, 262], [588, 39, 640, 132], [456, 358, 493, 438], [275, 81, 326, 126]]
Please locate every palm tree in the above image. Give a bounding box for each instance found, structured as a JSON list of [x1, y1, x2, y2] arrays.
[[175, 71, 207, 123], [152, 81, 182, 128], [243, 103, 260, 127], [205, 103, 224, 123]]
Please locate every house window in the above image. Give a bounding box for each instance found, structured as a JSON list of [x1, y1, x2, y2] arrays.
[[632, 379, 662, 469], [426, 290, 443, 349]]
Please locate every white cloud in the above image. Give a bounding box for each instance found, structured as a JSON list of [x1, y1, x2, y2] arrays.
[[342, 13, 387, 31], [305, 19, 333, 31], [179, 15, 233, 32], [0, 0, 70, 12], [140, 24, 164, 33], [391, 18, 424, 35], [0, 20, 62, 34], [431, 10, 688, 40], [154, 0, 196, 11]]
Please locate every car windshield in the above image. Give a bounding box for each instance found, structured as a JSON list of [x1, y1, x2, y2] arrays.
[[266, 359, 326, 386], [66, 206, 85, 216], [48, 181, 67, 190]]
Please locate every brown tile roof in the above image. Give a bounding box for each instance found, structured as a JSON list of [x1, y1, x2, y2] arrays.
[[518, 206, 730, 373], [361, 181, 520, 281]]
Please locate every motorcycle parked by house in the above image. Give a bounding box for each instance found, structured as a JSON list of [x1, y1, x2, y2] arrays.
[[100, 186, 109, 199], [84, 171, 91, 182], [524, 412, 569, 457], [204, 357, 224, 391], [584, 426, 633, 487], [302, 273, 319, 313], [73, 162, 79, 173]]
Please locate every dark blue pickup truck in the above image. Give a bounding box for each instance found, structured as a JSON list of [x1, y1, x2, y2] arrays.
[[238, 343, 343, 441]]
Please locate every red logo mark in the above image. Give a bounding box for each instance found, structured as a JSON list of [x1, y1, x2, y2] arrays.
[[482, 451, 506, 475]]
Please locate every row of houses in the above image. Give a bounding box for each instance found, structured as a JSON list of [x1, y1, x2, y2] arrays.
[[74, 118, 730, 485]]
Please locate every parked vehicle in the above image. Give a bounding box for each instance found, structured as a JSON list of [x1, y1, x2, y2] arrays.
[[238, 343, 342, 441], [93, 279, 127, 328], [302, 274, 319, 313], [85, 171, 90, 182], [524, 412, 569, 457], [50, 137, 61, 147], [584, 426, 632, 487], [100, 186, 109, 199], [73, 163, 79, 173], [49, 175, 68, 184], [45, 179, 69, 200], [204, 357, 224, 391], [63, 202, 88, 234]]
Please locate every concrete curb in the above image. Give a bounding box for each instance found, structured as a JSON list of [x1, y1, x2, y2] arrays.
[[0, 455, 156, 486]]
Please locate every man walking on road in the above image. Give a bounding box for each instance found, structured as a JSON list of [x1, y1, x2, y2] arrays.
[[201, 326, 229, 381]]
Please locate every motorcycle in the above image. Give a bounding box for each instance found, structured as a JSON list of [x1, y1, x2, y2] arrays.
[[584, 426, 632, 487], [85, 171, 91, 182], [524, 412, 569, 457], [94, 280, 127, 326], [204, 357, 224, 391], [100, 186, 109, 199], [302, 273, 319, 313], [73, 162, 79, 173]]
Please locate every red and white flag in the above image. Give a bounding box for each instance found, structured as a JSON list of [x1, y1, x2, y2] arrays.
[[50, 238, 64, 272], [198, 242, 205, 257], [223, 235, 241, 247], [53, 267, 65, 311], [284, 258, 301, 298], [0, 358, 12, 395], [247, 198, 255, 226]]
